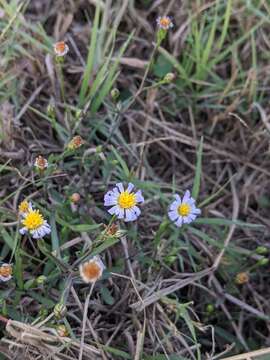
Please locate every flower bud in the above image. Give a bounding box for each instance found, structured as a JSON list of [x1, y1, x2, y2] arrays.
[[54, 302, 67, 320], [235, 272, 249, 285], [38, 307, 48, 318], [75, 109, 83, 120], [206, 304, 215, 314], [256, 246, 268, 255], [36, 275, 47, 285], [57, 324, 69, 337], [70, 193, 80, 203], [110, 88, 120, 101], [257, 258, 269, 266], [163, 72, 175, 83], [47, 103, 55, 118], [96, 145, 103, 154]]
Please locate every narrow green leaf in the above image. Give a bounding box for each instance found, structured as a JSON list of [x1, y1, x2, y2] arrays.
[[192, 137, 203, 200], [79, 3, 101, 105]]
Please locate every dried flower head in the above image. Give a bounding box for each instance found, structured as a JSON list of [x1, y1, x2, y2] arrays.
[[67, 135, 85, 150], [79, 256, 105, 284], [235, 272, 249, 285], [164, 72, 175, 83], [35, 156, 48, 171], [168, 190, 201, 227], [70, 193, 81, 203], [18, 200, 33, 216], [20, 209, 51, 239], [104, 183, 144, 222], [0, 263, 12, 282], [103, 223, 125, 239], [54, 41, 69, 57], [106, 223, 119, 236], [156, 16, 174, 30]]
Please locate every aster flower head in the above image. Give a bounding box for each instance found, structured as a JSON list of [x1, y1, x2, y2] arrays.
[[35, 155, 48, 171], [104, 182, 144, 222], [0, 263, 12, 282], [79, 256, 105, 284], [18, 200, 33, 216], [168, 190, 201, 228], [53, 41, 69, 57], [156, 16, 174, 30], [20, 209, 51, 239]]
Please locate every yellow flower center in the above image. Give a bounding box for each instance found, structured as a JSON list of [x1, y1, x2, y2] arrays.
[[160, 17, 171, 27], [118, 191, 136, 209], [22, 210, 44, 230], [18, 200, 29, 213], [178, 203, 191, 217]]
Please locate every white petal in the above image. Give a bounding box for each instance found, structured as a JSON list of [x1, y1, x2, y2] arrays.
[[186, 197, 196, 206], [116, 183, 124, 193], [169, 200, 180, 211], [188, 214, 197, 222], [132, 206, 141, 218], [125, 208, 138, 222], [32, 230, 40, 239], [174, 194, 181, 202], [183, 216, 191, 224], [127, 183, 135, 193], [104, 191, 118, 206], [118, 208, 125, 219], [135, 190, 144, 203], [0, 275, 11, 282], [175, 217, 183, 227], [20, 227, 27, 235], [168, 210, 179, 221], [191, 206, 201, 215], [43, 223, 51, 234], [108, 205, 120, 216], [182, 190, 191, 203]]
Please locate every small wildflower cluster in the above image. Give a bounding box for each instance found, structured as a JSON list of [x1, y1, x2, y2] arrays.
[[104, 183, 201, 227], [18, 200, 51, 239]]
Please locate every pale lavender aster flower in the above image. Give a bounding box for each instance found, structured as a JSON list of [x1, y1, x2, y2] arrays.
[[104, 182, 144, 222], [168, 190, 201, 227]]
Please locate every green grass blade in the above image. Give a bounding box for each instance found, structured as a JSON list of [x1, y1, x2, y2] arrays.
[[90, 31, 134, 113], [218, 0, 232, 50], [79, 3, 101, 106], [192, 137, 203, 200]]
